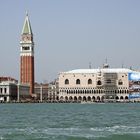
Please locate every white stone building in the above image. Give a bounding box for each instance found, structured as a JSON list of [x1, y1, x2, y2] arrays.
[[58, 68, 134, 102], [0, 81, 17, 102], [48, 80, 59, 101], [18, 84, 30, 101]]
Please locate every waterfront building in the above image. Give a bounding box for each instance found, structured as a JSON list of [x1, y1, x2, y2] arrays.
[[34, 83, 48, 101], [0, 77, 18, 83], [48, 80, 59, 101], [0, 79, 17, 102], [18, 84, 30, 101], [58, 66, 136, 102], [20, 13, 35, 96]]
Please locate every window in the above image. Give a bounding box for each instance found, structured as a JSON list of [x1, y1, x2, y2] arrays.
[[76, 79, 80, 84], [88, 79, 92, 84], [22, 46, 30, 50], [97, 80, 102, 85], [65, 79, 69, 85], [0, 88, 2, 93], [107, 79, 111, 84], [4, 88, 7, 94], [118, 80, 123, 85]]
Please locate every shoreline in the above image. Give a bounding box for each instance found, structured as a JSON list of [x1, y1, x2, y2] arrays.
[[0, 100, 140, 104]]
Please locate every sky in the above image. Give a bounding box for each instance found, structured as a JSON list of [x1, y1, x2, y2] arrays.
[[0, 0, 140, 82]]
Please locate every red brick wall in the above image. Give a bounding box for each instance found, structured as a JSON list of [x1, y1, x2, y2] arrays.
[[20, 56, 34, 95]]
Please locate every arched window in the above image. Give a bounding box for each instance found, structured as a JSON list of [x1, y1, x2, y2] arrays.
[[116, 96, 119, 100], [120, 96, 124, 100], [88, 79, 92, 84], [92, 96, 95, 101], [107, 79, 111, 84], [97, 96, 100, 101], [83, 96, 87, 101], [78, 96, 82, 101], [118, 80, 123, 85], [97, 80, 102, 85], [74, 96, 77, 101], [125, 96, 128, 100], [65, 96, 68, 101], [69, 96, 73, 101], [76, 79, 80, 84], [87, 96, 91, 101], [65, 79, 69, 85]]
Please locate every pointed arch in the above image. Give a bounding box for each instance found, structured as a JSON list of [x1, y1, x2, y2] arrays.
[[118, 79, 123, 85], [125, 96, 128, 100], [74, 96, 77, 101], [78, 96, 82, 101], [69, 96, 73, 101], [120, 96, 124, 100], [65, 79, 69, 85], [76, 79, 80, 84], [87, 96, 91, 101], [97, 80, 102, 85], [92, 96, 95, 101], [88, 79, 92, 84], [97, 96, 100, 101], [65, 96, 68, 101], [83, 96, 87, 101], [116, 96, 119, 100]]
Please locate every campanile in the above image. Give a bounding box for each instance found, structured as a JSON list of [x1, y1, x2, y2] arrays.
[[20, 13, 34, 95]]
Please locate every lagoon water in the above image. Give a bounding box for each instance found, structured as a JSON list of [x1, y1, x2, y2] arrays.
[[0, 103, 140, 140]]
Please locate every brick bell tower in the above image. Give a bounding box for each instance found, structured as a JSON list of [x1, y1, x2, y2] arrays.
[[20, 13, 35, 96]]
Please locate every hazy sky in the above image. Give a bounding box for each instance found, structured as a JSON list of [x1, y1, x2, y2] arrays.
[[0, 0, 140, 82]]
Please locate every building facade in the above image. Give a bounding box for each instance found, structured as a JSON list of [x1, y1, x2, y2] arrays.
[[34, 83, 48, 101], [59, 68, 133, 102], [0, 80, 17, 102], [48, 80, 59, 101], [18, 84, 30, 101], [20, 13, 35, 96], [0, 77, 18, 83]]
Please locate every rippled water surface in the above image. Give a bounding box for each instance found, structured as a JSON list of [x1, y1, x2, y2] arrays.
[[0, 103, 140, 140]]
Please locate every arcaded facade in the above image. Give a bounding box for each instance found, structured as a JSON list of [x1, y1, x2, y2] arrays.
[[59, 68, 133, 102]]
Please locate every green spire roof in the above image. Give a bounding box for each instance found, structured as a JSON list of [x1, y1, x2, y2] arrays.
[[22, 13, 32, 34]]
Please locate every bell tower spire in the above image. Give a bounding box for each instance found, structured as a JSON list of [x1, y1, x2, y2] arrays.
[[22, 12, 32, 35], [20, 12, 35, 96]]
